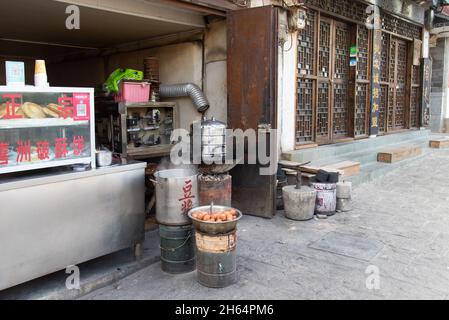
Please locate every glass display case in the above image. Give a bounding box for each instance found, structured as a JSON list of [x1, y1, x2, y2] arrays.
[[0, 86, 95, 174]]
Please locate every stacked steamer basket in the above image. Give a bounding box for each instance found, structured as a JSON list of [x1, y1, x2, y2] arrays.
[[188, 205, 242, 288], [153, 168, 198, 274], [144, 57, 160, 101], [187, 117, 241, 288], [197, 117, 232, 207]]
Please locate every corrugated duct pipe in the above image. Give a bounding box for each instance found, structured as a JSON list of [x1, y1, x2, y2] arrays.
[[159, 83, 210, 113]]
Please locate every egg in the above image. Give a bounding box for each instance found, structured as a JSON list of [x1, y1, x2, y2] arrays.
[[197, 212, 205, 220]]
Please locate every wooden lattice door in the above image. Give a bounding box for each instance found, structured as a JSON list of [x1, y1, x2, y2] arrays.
[[296, 14, 353, 146], [380, 35, 410, 132], [392, 38, 408, 130], [332, 21, 351, 141], [316, 19, 351, 144]]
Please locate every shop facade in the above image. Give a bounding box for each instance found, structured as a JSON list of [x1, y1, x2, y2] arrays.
[[225, 0, 434, 217], [293, 0, 431, 148]]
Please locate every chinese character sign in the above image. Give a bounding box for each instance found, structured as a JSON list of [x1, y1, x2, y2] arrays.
[[370, 11, 382, 136], [179, 179, 195, 215]]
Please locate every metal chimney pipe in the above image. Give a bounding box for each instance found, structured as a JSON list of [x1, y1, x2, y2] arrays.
[[159, 83, 210, 113]]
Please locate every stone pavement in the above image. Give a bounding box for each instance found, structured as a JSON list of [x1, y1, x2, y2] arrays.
[[82, 149, 449, 300]]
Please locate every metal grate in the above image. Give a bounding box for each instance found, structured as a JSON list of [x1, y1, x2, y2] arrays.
[[382, 13, 422, 40], [379, 85, 389, 133], [319, 20, 331, 78], [357, 26, 370, 81], [298, 10, 315, 76], [410, 87, 420, 128], [333, 83, 349, 136], [317, 82, 329, 138], [296, 80, 314, 143], [355, 83, 369, 136]]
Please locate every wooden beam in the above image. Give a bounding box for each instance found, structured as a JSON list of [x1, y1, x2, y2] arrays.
[[325, 161, 360, 177], [429, 139, 449, 149], [377, 144, 422, 163]]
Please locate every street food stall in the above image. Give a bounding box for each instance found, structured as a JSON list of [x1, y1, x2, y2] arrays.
[[0, 0, 231, 291], [0, 86, 146, 291]]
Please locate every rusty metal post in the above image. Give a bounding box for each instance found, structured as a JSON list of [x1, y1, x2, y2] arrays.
[[198, 174, 232, 207]]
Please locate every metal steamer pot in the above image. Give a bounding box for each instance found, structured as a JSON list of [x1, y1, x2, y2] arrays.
[[153, 169, 199, 226], [192, 117, 240, 174], [196, 117, 227, 164]]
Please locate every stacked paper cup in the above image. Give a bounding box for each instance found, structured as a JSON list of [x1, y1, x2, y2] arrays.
[[34, 60, 48, 87]]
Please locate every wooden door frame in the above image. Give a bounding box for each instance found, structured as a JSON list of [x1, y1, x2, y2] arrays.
[[315, 16, 353, 145], [315, 15, 334, 145], [388, 36, 411, 132], [331, 19, 353, 142]]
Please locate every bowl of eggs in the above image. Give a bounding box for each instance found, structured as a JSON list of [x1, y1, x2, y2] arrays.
[[188, 205, 242, 234]]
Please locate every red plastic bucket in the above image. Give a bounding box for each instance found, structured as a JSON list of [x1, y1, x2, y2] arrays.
[[114, 81, 150, 103]]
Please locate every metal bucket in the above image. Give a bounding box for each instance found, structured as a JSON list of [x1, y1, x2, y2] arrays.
[[159, 224, 196, 274], [195, 230, 237, 288], [311, 182, 337, 215], [154, 169, 198, 226]]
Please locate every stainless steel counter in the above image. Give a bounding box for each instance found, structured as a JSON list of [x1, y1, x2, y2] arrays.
[[0, 162, 147, 291]]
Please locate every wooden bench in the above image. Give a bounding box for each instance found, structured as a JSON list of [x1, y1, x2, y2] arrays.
[[377, 145, 422, 163], [279, 160, 360, 177], [429, 139, 449, 149], [324, 161, 361, 177]]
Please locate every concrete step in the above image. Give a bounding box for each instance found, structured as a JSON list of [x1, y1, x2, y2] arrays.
[[282, 130, 433, 186], [283, 130, 430, 164], [311, 139, 429, 169], [344, 149, 432, 186]]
